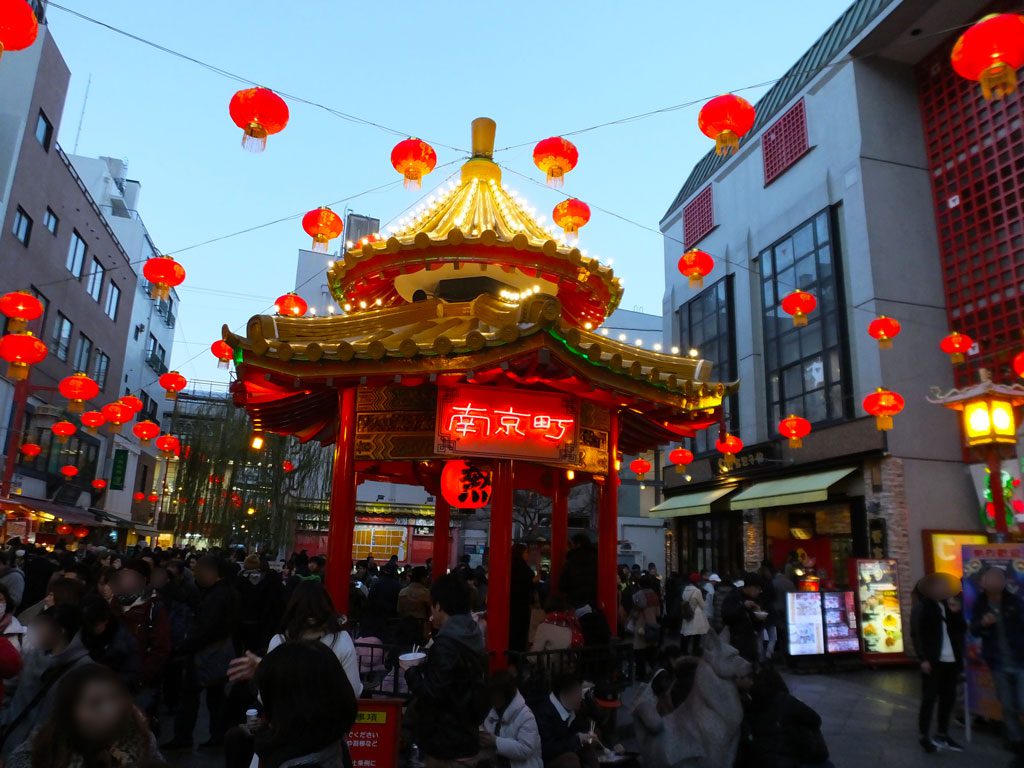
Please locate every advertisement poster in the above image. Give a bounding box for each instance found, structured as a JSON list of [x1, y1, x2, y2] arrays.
[[924, 531, 989, 579], [855, 559, 904, 655], [824, 591, 860, 653], [348, 699, 402, 768], [961, 543, 1024, 721], [786, 592, 824, 656]]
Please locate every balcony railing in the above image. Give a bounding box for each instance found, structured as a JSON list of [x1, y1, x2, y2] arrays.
[[145, 353, 168, 375]]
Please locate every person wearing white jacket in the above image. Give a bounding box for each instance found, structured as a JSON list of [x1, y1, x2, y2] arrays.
[[480, 671, 543, 768], [680, 574, 711, 655]]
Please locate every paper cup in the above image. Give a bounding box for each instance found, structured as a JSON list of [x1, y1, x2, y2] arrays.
[[399, 652, 427, 669]]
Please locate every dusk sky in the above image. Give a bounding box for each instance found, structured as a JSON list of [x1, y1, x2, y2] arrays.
[[46, 0, 851, 386]]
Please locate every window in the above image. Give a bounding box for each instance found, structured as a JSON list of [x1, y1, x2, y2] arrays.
[[66, 231, 87, 277], [104, 281, 120, 321], [34, 111, 52, 151], [682, 185, 715, 248], [145, 334, 166, 373], [678, 276, 736, 453], [12, 207, 32, 245], [73, 333, 92, 372], [43, 208, 58, 235], [760, 208, 849, 429], [92, 351, 110, 390], [52, 313, 72, 361], [86, 258, 104, 301], [763, 100, 810, 185]]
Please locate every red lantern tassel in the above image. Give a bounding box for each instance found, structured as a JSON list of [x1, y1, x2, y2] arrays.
[[545, 168, 565, 188], [5, 362, 27, 381], [980, 62, 1018, 101], [242, 122, 268, 153], [715, 130, 740, 156], [311, 235, 329, 253]]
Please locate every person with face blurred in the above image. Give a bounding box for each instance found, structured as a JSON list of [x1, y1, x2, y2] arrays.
[[6, 664, 162, 768]]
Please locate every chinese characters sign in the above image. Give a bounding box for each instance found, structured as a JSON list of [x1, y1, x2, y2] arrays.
[[348, 699, 402, 768], [436, 386, 580, 463]]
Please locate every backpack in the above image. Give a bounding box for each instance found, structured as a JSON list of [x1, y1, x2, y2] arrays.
[[679, 597, 695, 622]]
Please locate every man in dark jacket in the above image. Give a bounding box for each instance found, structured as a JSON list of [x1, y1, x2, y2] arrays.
[[560, 535, 597, 609], [533, 673, 598, 768], [969, 566, 1024, 752], [509, 544, 535, 653], [405, 574, 486, 767], [721, 574, 763, 664], [911, 574, 966, 753], [165, 555, 239, 751]]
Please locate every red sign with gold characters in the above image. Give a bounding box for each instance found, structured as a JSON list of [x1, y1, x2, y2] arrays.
[[348, 698, 402, 768], [436, 385, 580, 463]]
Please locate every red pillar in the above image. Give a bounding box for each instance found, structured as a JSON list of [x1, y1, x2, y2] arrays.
[[326, 387, 358, 614], [1, 379, 29, 498], [598, 411, 620, 636], [487, 459, 514, 669], [432, 497, 451, 576], [549, 474, 568, 591]]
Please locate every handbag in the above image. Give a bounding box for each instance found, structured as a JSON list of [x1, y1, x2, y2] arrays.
[[194, 637, 235, 687]]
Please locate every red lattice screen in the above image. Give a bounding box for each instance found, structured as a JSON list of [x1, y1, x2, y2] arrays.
[[683, 185, 714, 247], [763, 99, 810, 185], [918, 33, 1024, 386]]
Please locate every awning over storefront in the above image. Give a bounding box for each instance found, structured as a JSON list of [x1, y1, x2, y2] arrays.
[[729, 467, 858, 510], [647, 486, 737, 518], [131, 524, 159, 536]]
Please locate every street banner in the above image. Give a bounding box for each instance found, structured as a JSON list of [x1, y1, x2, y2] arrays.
[[961, 543, 1024, 720]]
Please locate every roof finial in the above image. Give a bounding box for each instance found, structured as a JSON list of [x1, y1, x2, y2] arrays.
[[471, 117, 496, 159]]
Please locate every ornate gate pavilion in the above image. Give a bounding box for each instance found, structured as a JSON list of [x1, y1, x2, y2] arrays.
[[223, 118, 734, 663]]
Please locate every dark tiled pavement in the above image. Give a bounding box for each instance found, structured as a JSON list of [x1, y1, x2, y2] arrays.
[[166, 670, 1019, 767]]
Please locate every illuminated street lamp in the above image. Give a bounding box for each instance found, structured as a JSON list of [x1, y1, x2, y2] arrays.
[[929, 369, 1024, 536]]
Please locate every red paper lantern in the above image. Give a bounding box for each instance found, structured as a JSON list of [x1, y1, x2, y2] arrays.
[[552, 198, 591, 238], [1014, 351, 1024, 378], [301, 206, 344, 253], [0, 0, 39, 61], [120, 395, 144, 414], [282, 459, 295, 473], [19, 442, 40, 459], [51, 420, 76, 444], [159, 371, 187, 400], [133, 492, 145, 503], [58, 372, 99, 413], [56, 523, 72, 536], [91, 478, 107, 491], [229, 87, 289, 152], [715, 432, 744, 469], [698, 94, 756, 156], [275, 292, 307, 318], [867, 316, 901, 350], [59, 464, 78, 479], [677, 249, 715, 289], [629, 457, 653, 481], [0, 332, 46, 380], [211, 339, 234, 368], [778, 414, 812, 449], [951, 13, 1024, 100], [73, 526, 89, 539], [156, 434, 180, 457], [147, 493, 159, 503], [0, 290, 42, 332], [533, 137, 579, 187], [669, 447, 694, 474], [390, 138, 437, 190], [81, 411, 106, 433], [132, 420, 160, 444], [940, 332, 973, 364], [440, 460, 492, 509], [101, 402, 131, 432], [863, 387, 905, 431], [781, 290, 817, 327], [143, 255, 185, 301]]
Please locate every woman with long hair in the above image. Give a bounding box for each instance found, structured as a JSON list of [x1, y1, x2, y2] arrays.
[[7, 664, 162, 768], [252, 641, 357, 768]]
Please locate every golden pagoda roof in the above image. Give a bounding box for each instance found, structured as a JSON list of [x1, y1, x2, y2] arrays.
[[328, 118, 622, 329]]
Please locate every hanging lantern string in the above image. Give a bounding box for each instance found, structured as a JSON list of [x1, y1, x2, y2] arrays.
[[45, 2, 468, 154], [496, 160, 982, 342]]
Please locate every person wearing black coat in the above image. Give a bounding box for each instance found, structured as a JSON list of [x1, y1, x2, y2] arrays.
[[510, 544, 535, 653], [533, 674, 598, 768], [747, 668, 831, 768], [559, 536, 598, 609], [910, 574, 966, 753], [722, 575, 764, 664]]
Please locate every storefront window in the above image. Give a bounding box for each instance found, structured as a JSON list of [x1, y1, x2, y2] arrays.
[[760, 208, 850, 430], [678, 276, 736, 454]]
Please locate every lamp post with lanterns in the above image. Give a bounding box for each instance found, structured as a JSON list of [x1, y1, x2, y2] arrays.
[[929, 369, 1024, 537]]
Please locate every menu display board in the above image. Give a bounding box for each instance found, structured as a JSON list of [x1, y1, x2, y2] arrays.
[[855, 559, 904, 655], [786, 592, 825, 656], [823, 591, 859, 653]]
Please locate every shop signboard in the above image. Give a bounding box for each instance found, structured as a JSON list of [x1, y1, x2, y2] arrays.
[[854, 559, 904, 659], [109, 449, 129, 491], [349, 698, 402, 768], [961, 543, 1024, 721], [786, 592, 825, 656], [436, 385, 580, 463], [923, 530, 989, 579], [823, 591, 859, 653]]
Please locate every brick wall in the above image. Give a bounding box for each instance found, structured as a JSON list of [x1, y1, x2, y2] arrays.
[[743, 510, 765, 571]]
